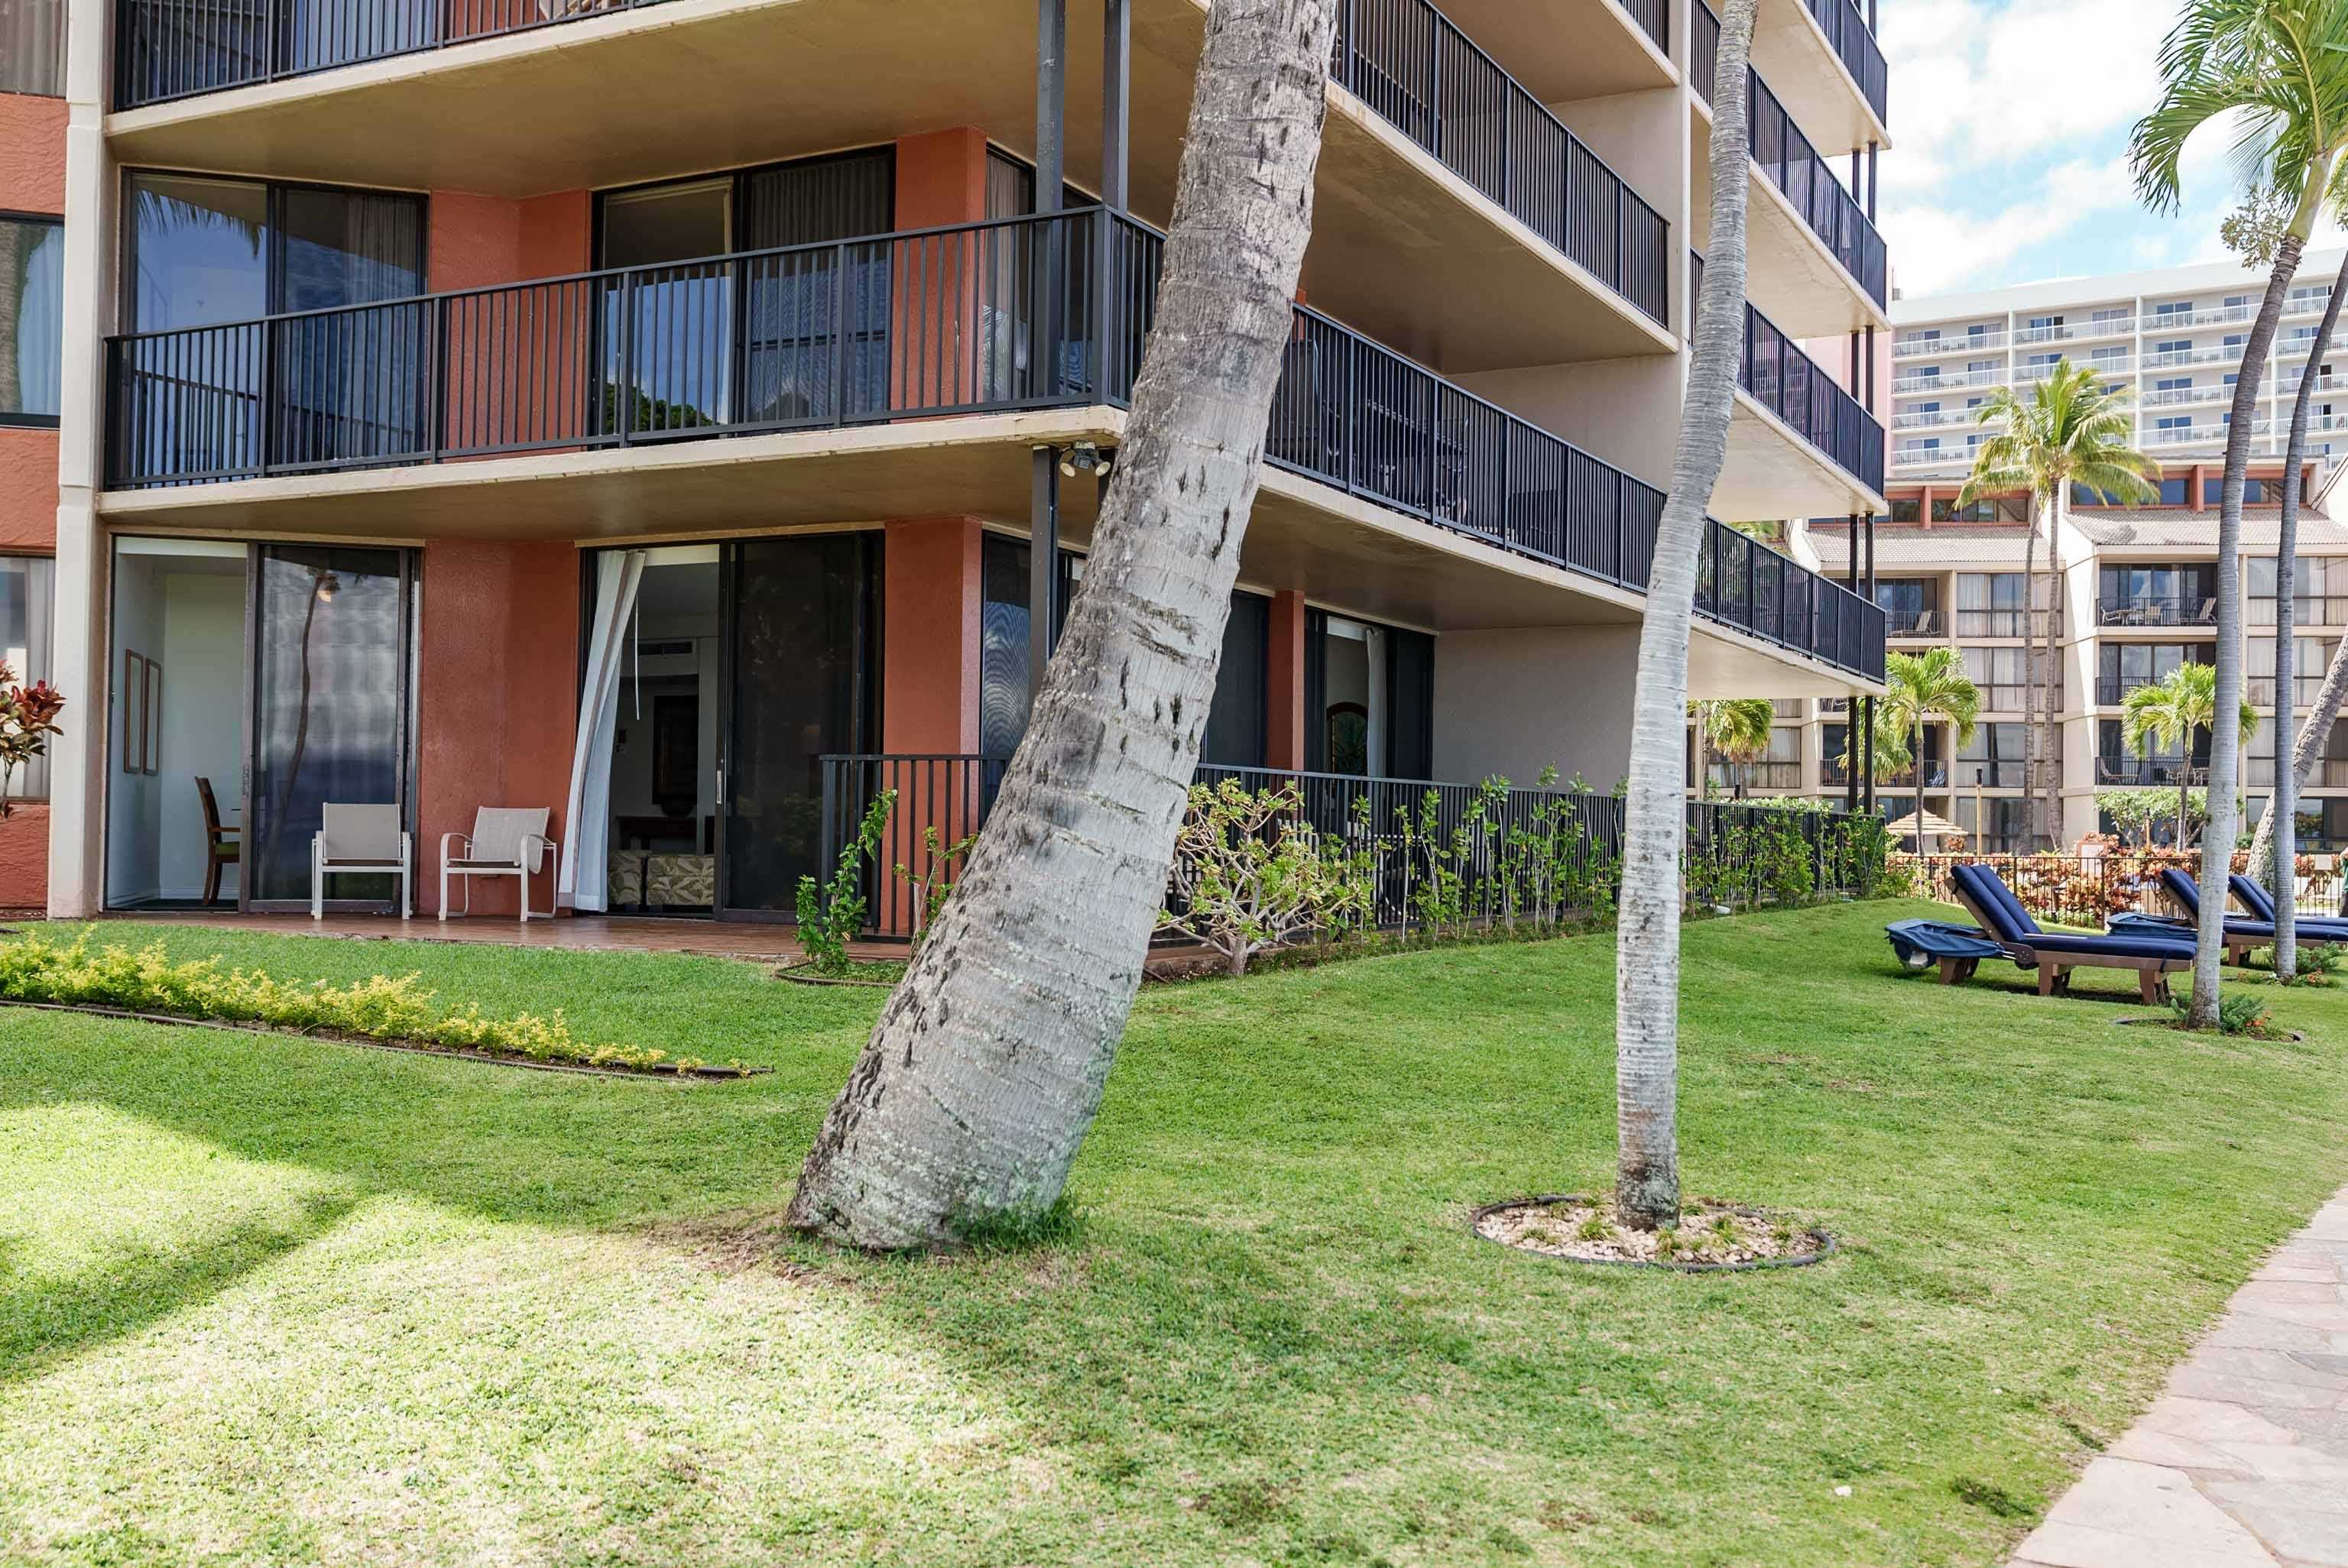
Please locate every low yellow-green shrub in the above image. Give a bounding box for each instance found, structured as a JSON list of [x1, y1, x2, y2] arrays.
[[0, 929, 699, 1071]]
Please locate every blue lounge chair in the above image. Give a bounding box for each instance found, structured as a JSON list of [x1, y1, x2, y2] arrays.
[[2151, 869, 2348, 961], [1886, 918, 2006, 984], [1947, 862, 2193, 1001], [2228, 873, 2348, 941]]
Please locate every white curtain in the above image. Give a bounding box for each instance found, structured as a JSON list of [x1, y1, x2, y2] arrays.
[[1363, 624, 1388, 778], [559, 550, 646, 911]]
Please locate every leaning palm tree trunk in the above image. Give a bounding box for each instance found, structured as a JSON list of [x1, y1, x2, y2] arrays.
[[786, 0, 1339, 1250], [1615, 0, 1759, 1234], [2021, 499, 2044, 847], [2247, 248, 2348, 972], [2193, 239, 2304, 1025]]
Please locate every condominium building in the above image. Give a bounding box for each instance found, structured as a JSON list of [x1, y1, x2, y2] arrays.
[[1688, 255, 2348, 851], [7, 0, 1890, 922]]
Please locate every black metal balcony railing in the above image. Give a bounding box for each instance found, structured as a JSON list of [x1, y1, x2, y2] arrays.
[[108, 0, 1673, 331], [2098, 595, 2218, 627], [1803, 0, 1888, 126], [1692, 2, 1889, 310], [1619, 0, 1669, 53], [2097, 756, 2201, 787], [1884, 607, 1939, 637], [1690, 252, 1886, 495], [103, 207, 1886, 682], [1334, 0, 1669, 323]]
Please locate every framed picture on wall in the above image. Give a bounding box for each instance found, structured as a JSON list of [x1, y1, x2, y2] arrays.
[[122, 651, 148, 775], [142, 658, 163, 776]]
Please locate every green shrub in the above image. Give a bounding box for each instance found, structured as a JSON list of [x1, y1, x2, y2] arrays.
[[2168, 990, 2271, 1036], [796, 789, 895, 975], [0, 929, 694, 1071]]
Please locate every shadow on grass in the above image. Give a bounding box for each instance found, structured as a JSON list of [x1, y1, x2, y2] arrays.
[[0, 1189, 358, 1388]]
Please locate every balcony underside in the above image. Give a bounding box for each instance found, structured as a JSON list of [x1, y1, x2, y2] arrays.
[[1719, 390, 1884, 520], [1430, 0, 1674, 102], [1754, 0, 1889, 156], [105, 0, 1675, 373], [93, 410, 1873, 696], [1690, 102, 1886, 338]]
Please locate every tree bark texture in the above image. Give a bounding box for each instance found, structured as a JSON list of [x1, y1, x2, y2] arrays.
[[1614, 0, 1759, 1234], [787, 0, 1339, 1249]]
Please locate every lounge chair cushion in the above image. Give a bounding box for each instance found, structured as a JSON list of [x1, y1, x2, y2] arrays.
[[1886, 920, 2004, 967], [1952, 863, 2041, 940], [2221, 873, 2348, 938], [2022, 930, 2197, 960]]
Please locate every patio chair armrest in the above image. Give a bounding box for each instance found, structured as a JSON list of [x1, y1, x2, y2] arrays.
[[439, 832, 472, 865], [523, 834, 556, 876]]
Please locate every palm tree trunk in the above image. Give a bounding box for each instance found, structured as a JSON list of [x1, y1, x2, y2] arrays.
[[2248, 249, 2348, 977], [785, 0, 1339, 1250], [1615, 0, 1759, 1235], [1913, 719, 1925, 857], [2021, 494, 2043, 849], [2045, 489, 2068, 846], [2193, 231, 2306, 1025]]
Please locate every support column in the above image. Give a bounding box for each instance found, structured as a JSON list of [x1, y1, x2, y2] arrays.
[[1267, 589, 1309, 771], [1030, 448, 1060, 705], [1036, 0, 1066, 214], [1845, 514, 1860, 813], [45, 0, 118, 917], [1101, 0, 1129, 209]]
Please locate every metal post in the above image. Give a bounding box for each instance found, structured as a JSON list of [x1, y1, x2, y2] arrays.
[[1101, 0, 1129, 209], [1030, 446, 1061, 708], [1846, 511, 1861, 812], [1037, 0, 1066, 214], [1862, 504, 1878, 814], [1866, 141, 1879, 222]]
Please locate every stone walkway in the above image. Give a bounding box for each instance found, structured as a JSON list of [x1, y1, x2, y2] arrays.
[[2010, 1185, 2348, 1568]]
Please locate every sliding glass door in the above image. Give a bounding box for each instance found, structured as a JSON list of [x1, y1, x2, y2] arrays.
[[244, 545, 412, 908], [715, 535, 880, 921]]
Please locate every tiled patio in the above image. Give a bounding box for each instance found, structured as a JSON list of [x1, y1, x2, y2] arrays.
[[84, 911, 906, 965], [2010, 1185, 2348, 1568]]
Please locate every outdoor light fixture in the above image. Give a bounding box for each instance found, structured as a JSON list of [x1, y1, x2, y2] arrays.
[[1059, 442, 1113, 480], [314, 572, 340, 604]]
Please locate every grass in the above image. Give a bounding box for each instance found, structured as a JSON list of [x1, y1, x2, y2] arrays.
[[2, 901, 2345, 1566]]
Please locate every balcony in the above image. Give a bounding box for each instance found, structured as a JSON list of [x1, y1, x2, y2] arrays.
[[105, 0, 1675, 373], [1690, 253, 1886, 504], [2140, 344, 2245, 371], [1895, 330, 2006, 359], [1890, 407, 1999, 432], [1892, 446, 1970, 469], [1892, 367, 2001, 395], [1793, 0, 1886, 128], [1885, 607, 1941, 637], [2097, 756, 2200, 787], [2140, 384, 2231, 410], [1955, 609, 2058, 639], [2146, 420, 2267, 449], [2099, 595, 2217, 628], [100, 206, 1886, 682], [1694, 2, 1888, 325], [2013, 316, 2135, 346]]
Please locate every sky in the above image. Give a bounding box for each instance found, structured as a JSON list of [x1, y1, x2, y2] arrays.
[[1878, 0, 2348, 303]]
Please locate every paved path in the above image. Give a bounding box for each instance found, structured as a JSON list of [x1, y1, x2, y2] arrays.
[[2010, 1185, 2348, 1568]]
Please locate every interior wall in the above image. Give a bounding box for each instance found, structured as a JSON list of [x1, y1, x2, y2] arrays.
[[1434, 626, 1641, 790], [1454, 355, 1686, 493], [157, 572, 244, 899], [607, 610, 720, 827]]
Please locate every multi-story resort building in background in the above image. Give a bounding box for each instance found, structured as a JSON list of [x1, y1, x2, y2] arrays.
[[0, 0, 1893, 922], [1720, 254, 2348, 854]]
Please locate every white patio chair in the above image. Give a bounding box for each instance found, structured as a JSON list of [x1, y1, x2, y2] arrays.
[[312, 804, 412, 920], [440, 807, 557, 923]]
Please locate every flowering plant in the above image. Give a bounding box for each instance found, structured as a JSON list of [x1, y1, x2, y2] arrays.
[[0, 660, 64, 818]]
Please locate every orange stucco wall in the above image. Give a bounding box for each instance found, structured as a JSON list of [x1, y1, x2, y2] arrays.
[[891, 129, 991, 412], [414, 541, 579, 915], [427, 190, 594, 452], [1267, 589, 1308, 771], [0, 95, 66, 213], [0, 805, 48, 912], [0, 429, 56, 552], [882, 516, 984, 755]]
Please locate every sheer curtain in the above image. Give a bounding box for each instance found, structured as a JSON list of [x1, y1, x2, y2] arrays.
[[0, 0, 64, 95], [4, 219, 63, 419], [561, 551, 647, 911]]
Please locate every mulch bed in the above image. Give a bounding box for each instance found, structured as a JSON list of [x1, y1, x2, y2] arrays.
[[0, 997, 767, 1080], [1472, 1194, 1837, 1273]]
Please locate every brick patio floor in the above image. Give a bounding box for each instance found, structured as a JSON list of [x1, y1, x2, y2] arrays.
[[2010, 1185, 2348, 1568]]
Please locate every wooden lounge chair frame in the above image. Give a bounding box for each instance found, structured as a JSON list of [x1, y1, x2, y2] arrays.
[[1950, 877, 2186, 1003], [2152, 876, 2262, 966]]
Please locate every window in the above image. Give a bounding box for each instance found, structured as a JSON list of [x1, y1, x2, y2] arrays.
[[1916, 400, 1941, 414], [2029, 315, 2064, 329], [1889, 498, 1920, 523], [1305, 611, 1434, 779], [2027, 352, 2059, 366], [2157, 339, 2191, 355], [2158, 416, 2191, 431], [1, 215, 62, 424], [0, 0, 63, 94], [2225, 333, 2247, 348], [2206, 478, 2270, 504], [1957, 572, 2051, 636], [2159, 476, 2190, 505], [1956, 724, 2030, 790], [1967, 645, 2060, 708], [2157, 377, 2191, 391], [2155, 300, 2194, 316], [1911, 329, 1941, 345], [2093, 308, 2129, 324], [1967, 359, 1998, 374], [0, 556, 54, 800], [1967, 323, 1988, 338], [2090, 345, 2127, 361], [1915, 365, 1941, 381], [125, 175, 424, 332]]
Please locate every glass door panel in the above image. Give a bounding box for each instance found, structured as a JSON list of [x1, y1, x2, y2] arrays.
[[718, 534, 878, 919], [246, 544, 410, 905]]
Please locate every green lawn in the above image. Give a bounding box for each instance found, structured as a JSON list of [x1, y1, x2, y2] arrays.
[[2, 904, 2345, 1566]]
